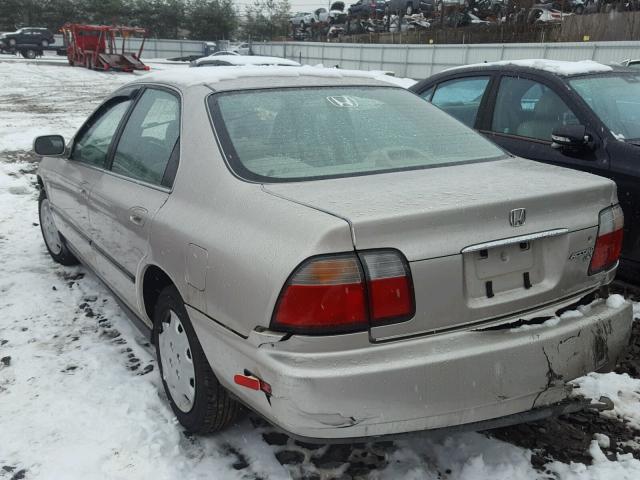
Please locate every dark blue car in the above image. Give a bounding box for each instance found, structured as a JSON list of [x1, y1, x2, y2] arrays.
[[411, 60, 640, 282]]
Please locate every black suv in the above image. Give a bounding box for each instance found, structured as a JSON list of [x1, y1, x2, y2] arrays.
[[411, 61, 640, 282], [0, 28, 55, 49]]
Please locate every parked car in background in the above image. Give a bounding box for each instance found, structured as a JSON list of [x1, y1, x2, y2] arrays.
[[290, 11, 314, 28], [387, 0, 435, 15], [34, 66, 632, 441], [348, 0, 388, 17], [210, 50, 239, 56], [411, 59, 640, 282], [231, 42, 251, 55], [621, 59, 640, 70], [0, 27, 54, 50], [312, 7, 331, 22], [328, 1, 349, 22], [528, 4, 570, 23], [544, 0, 587, 13], [190, 54, 301, 67]]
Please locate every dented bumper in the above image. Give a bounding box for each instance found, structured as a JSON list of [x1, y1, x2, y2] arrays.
[[188, 296, 633, 441]]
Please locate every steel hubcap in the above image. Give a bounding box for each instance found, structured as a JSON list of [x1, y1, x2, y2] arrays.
[[159, 310, 195, 413], [40, 199, 62, 255]]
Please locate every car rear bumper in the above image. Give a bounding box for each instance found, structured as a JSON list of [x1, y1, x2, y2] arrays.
[[189, 296, 633, 440]]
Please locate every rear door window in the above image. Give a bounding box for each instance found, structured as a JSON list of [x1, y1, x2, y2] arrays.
[[111, 88, 180, 187], [430, 76, 491, 128], [491, 76, 580, 141]]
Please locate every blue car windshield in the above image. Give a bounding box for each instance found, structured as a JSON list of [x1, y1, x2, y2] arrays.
[[570, 72, 640, 141], [210, 86, 505, 182]]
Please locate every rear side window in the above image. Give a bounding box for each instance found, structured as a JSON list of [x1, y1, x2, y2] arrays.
[[209, 86, 505, 182], [72, 100, 132, 168], [491, 76, 579, 141], [111, 88, 180, 187], [419, 85, 434, 101], [430, 76, 490, 128]]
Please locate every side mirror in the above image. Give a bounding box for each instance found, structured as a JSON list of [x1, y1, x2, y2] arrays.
[[33, 135, 66, 156], [551, 125, 590, 150]]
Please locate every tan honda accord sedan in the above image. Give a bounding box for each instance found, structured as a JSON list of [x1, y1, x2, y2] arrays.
[[33, 66, 632, 442]]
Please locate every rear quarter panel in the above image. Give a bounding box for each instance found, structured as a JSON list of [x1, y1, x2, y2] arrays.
[[145, 85, 354, 336]]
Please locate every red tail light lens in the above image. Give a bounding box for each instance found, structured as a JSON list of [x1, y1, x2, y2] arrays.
[[272, 250, 414, 334], [360, 251, 414, 324], [273, 255, 367, 333], [589, 204, 624, 275]]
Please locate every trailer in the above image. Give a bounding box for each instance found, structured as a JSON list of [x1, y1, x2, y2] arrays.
[[61, 24, 150, 72]]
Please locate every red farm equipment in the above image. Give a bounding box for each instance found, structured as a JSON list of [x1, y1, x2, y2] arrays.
[[61, 24, 150, 72]]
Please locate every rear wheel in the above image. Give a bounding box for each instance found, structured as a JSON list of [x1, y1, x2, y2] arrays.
[[153, 286, 241, 433], [8, 38, 16, 47], [41, 39, 49, 47], [22, 49, 37, 59], [38, 189, 78, 266]]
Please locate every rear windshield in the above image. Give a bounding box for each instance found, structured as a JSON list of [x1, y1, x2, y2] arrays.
[[209, 86, 505, 182]]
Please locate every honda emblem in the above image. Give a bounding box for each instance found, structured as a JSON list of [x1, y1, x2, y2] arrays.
[[509, 208, 526, 227]]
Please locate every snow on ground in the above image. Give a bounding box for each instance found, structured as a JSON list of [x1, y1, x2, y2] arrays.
[[1, 58, 639, 480]]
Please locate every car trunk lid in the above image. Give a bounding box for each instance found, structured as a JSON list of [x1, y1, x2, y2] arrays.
[[263, 158, 617, 339]]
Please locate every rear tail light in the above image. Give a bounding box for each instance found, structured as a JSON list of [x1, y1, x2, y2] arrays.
[[360, 251, 414, 325], [272, 250, 414, 334], [589, 204, 624, 275]]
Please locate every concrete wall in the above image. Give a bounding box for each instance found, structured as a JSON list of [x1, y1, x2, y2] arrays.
[[252, 41, 640, 79]]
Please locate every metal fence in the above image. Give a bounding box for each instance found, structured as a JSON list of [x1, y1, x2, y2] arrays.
[[52, 34, 205, 59], [252, 41, 640, 79]]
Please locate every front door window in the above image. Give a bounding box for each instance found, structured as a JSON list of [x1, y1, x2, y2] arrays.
[[491, 77, 579, 142]]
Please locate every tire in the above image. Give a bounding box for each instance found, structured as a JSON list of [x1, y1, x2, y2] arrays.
[[153, 285, 241, 434], [23, 49, 37, 59], [8, 38, 16, 47], [38, 189, 79, 266], [41, 39, 49, 47]]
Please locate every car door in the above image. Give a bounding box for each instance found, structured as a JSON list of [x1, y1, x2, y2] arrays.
[[480, 73, 609, 178], [14, 29, 26, 44], [88, 86, 180, 310], [45, 95, 134, 264]]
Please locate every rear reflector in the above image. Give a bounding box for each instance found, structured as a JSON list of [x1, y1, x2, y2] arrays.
[[234, 374, 272, 395], [234, 374, 260, 390], [589, 205, 624, 275], [272, 250, 414, 334]]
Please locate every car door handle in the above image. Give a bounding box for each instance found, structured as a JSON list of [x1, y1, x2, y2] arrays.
[[128, 207, 148, 226]]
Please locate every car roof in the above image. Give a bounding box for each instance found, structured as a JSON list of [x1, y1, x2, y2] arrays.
[[417, 59, 634, 86], [193, 54, 301, 67], [131, 65, 400, 92]]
